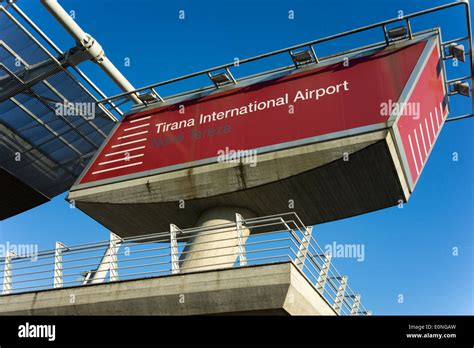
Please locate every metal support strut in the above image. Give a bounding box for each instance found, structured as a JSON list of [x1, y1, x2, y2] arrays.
[[333, 275, 348, 315], [53, 241, 67, 288], [2, 250, 16, 295], [170, 224, 180, 274], [235, 213, 247, 266], [40, 0, 142, 104], [350, 294, 361, 316], [294, 226, 313, 269], [316, 252, 332, 294]]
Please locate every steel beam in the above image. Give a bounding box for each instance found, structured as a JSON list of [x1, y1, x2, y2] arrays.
[[40, 0, 142, 105]]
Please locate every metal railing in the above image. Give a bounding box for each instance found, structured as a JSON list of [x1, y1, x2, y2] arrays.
[[96, 1, 473, 118], [0, 212, 370, 316]]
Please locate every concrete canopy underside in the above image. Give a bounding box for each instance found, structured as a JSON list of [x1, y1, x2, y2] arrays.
[[68, 130, 409, 237], [0, 262, 336, 316]]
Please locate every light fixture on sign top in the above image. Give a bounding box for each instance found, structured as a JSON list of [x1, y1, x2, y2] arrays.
[[448, 43, 466, 62], [386, 26, 408, 41], [291, 50, 313, 65], [209, 72, 231, 84], [208, 68, 236, 87], [290, 47, 319, 67], [137, 90, 164, 103], [451, 81, 471, 97]]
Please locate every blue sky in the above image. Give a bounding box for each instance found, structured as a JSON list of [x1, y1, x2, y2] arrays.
[[1, 0, 473, 314]]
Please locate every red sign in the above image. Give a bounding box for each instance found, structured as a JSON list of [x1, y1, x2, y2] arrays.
[[79, 41, 427, 185]]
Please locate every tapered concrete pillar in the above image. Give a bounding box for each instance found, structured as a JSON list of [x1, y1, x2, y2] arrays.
[[179, 207, 255, 273]]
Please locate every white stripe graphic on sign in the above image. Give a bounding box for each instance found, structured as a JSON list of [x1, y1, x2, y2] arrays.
[[408, 134, 420, 175], [118, 130, 149, 139], [419, 124, 427, 156], [92, 162, 143, 175], [124, 123, 149, 132], [99, 154, 144, 166], [129, 116, 151, 123], [430, 112, 437, 135], [105, 146, 146, 157], [424, 118, 432, 146], [414, 128, 423, 167], [111, 138, 146, 148], [434, 108, 440, 127]]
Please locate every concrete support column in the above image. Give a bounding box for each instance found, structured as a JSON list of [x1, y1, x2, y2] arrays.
[[179, 207, 255, 273]]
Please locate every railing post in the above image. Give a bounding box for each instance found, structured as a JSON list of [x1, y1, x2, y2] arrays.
[[294, 225, 313, 269], [235, 213, 247, 266], [350, 294, 361, 316], [54, 241, 67, 289], [2, 250, 16, 295], [109, 232, 120, 282], [316, 252, 331, 294], [333, 275, 348, 315], [170, 224, 180, 274]]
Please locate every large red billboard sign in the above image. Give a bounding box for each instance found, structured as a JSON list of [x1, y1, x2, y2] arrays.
[[79, 41, 429, 185]]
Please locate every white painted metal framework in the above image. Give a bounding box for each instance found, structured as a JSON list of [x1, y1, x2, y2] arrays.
[[97, 1, 473, 123], [0, 1, 137, 219], [0, 212, 370, 316]]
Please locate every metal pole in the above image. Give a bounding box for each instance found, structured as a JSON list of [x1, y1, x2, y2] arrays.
[[235, 213, 247, 266], [109, 232, 120, 282], [39, 0, 142, 105], [295, 226, 313, 269], [316, 253, 331, 294], [170, 224, 180, 274], [2, 250, 16, 295], [53, 241, 67, 288], [350, 294, 361, 316], [333, 276, 348, 315]]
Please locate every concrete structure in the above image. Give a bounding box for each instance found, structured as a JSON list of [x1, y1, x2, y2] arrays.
[[68, 130, 405, 235], [179, 207, 255, 272], [68, 33, 448, 239], [0, 262, 336, 315]]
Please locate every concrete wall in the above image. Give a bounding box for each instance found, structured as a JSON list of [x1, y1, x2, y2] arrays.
[[0, 262, 336, 316], [68, 131, 409, 237]]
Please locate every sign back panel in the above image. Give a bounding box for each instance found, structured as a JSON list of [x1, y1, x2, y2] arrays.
[[395, 41, 447, 188]]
